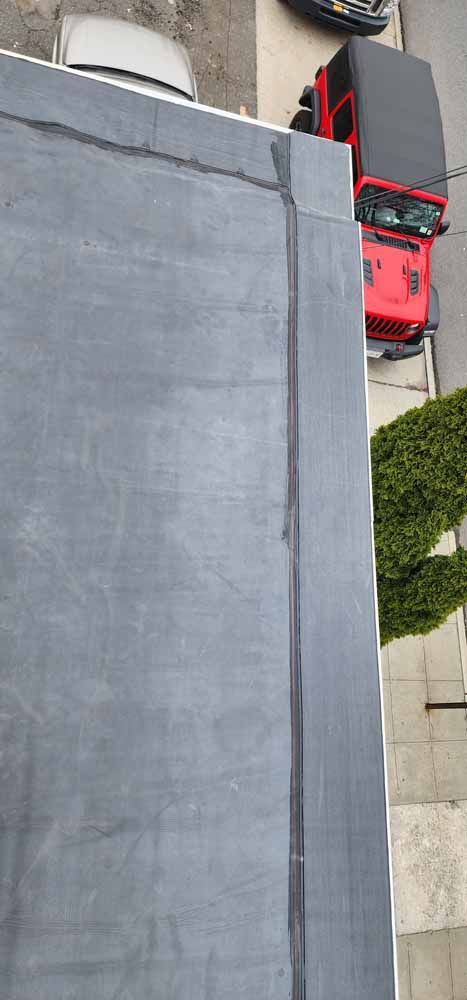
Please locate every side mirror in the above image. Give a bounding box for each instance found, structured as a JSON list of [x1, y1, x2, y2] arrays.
[[438, 219, 451, 236]]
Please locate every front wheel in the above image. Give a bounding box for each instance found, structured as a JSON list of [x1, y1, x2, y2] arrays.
[[289, 109, 315, 133]]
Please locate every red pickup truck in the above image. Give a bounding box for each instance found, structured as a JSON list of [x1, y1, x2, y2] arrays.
[[290, 38, 449, 361]]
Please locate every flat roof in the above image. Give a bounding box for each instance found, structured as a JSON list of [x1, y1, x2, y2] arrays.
[[0, 51, 395, 999]]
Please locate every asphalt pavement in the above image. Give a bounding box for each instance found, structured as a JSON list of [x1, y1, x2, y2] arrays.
[[401, 0, 467, 396]]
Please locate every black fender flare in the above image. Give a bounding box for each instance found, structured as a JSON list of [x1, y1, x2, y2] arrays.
[[424, 285, 440, 337]]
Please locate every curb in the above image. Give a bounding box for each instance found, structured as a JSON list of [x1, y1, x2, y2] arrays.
[[424, 338, 437, 400], [446, 529, 467, 696], [457, 605, 467, 698], [393, 8, 403, 52], [424, 240, 467, 697]]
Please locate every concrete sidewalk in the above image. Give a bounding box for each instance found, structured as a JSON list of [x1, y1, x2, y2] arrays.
[[256, 7, 467, 998], [378, 440, 467, 1000]]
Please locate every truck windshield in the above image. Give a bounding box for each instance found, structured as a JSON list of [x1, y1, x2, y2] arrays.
[[355, 184, 443, 239]]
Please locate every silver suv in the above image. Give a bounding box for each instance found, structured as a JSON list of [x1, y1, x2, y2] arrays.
[[52, 15, 197, 103]]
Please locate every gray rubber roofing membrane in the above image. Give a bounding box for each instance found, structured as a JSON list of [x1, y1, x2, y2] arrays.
[[0, 54, 395, 999]]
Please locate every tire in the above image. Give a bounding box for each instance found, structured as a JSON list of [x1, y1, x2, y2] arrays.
[[289, 109, 315, 134]]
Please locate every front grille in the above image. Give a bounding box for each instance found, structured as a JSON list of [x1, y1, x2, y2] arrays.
[[344, 0, 372, 10], [365, 313, 409, 339], [363, 258, 374, 286], [410, 269, 420, 295], [340, 0, 385, 12]]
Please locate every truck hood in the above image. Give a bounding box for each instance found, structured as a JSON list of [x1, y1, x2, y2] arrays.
[[55, 15, 197, 100], [361, 228, 430, 327]]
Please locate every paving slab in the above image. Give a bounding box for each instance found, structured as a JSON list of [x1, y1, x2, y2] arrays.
[[386, 744, 398, 802], [383, 679, 394, 742], [367, 380, 427, 436], [390, 680, 430, 743], [432, 533, 453, 557], [427, 681, 467, 742], [393, 743, 437, 805], [397, 936, 412, 1000], [425, 625, 464, 683], [450, 926, 467, 1000], [432, 742, 467, 800], [389, 635, 426, 682], [367, 355, 428, 393], [380, 644, 390, 680], [405, 930, 453, 1000], [391, 802, 467, 934]]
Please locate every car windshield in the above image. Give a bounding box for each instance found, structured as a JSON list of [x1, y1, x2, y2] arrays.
[[354, 183, 443, 239]]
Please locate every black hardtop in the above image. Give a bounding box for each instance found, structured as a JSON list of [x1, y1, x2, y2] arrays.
[[327, 37, 447, 199]]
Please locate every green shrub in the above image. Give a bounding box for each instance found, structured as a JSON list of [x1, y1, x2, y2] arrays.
[[372, 387, 467, 576], [378, 549, 467, 646], [372, 386, 467, 644], [374, 510, 446, 580]]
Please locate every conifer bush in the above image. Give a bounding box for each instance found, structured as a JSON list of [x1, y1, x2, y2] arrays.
[[371, 387, 467, 644]]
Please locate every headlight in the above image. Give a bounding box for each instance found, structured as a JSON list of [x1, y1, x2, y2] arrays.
[[407, 323, 419, 333]]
